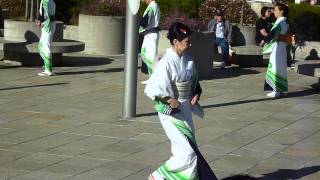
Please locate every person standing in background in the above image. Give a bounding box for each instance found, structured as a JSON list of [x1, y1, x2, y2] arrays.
[[255, 7, 273, 46], [207, 10, 233, 68]]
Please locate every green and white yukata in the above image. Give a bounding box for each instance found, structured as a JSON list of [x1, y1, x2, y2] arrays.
[[263, 17, 288, 93], [38, 0, 56, 75], [140, 0, 160, 74], [144, 48, 217, 180]]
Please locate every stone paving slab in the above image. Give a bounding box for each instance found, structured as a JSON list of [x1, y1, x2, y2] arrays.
[[0, 53, 319, 179]]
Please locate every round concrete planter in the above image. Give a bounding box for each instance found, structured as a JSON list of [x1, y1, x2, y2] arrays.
[[232, 24, 256, 46], [4, 20, 63, 42], [78, 14, 125, 55]]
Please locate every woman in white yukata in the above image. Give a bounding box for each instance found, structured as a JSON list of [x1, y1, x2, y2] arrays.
[[36, 0, 56, 76], [263, 3, 289, 98], [145, 22, 217, 180]]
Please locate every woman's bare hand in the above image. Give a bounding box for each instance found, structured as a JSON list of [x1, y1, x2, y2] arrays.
[[167, 98, 180, 108], [191, 94, 199, 106]]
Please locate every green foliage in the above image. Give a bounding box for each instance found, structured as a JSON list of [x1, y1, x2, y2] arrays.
[[138, 0, 204, 30], [55, 0, 85, 24], [198, 0, 258, 25], [0, 0, 24, 18], [79, 0, 125, 17], [288, 3, 320, 41], [139, 0, 203, 18]]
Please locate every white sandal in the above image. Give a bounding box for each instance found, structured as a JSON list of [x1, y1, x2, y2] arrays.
[[38, 71, 54, 76]]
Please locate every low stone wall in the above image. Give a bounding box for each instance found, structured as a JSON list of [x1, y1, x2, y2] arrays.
[[4, 20, 63, 42], [78, 14, 125, 55], [63, 25, 78, 41], [295, 41, 320, 61], [232, 25, 256, 46]]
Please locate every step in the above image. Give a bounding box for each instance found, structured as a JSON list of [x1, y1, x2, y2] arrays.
[[0, 37, 4, 51], [295, 60, 320, 77]]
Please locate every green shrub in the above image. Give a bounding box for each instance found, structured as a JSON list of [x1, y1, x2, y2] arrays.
[[138, 0, 204, 30], [288, 3, 320, 41], [79, 0, 125, 17], [198, 0, 258, 25], [55, 0, 84, 25], [139, 0, 203, 18]]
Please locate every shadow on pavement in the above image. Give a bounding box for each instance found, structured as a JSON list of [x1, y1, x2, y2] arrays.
[[60, 56, 114, 67], [200, 67, 261, 80], [203, 88, 319, 109], [55, 67, 124, 75], [260, 166, 320, 180], [136, 87, 319, 117], [286, 87, 319, 98], [0, 82, 68, 91], [0, 65, 20, 69]]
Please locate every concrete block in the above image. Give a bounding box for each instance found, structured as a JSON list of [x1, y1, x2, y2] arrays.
[[78, 14, 125, 55]]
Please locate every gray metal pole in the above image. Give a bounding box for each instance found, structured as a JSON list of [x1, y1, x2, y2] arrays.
[[29, 0, 34, 22], [122, 0, 139, 119]]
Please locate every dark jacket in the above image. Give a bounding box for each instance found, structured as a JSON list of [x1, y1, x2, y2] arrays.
[[208, 19, 233, 44]]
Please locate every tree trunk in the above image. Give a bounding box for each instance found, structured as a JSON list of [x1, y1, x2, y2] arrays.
[[25, 0, 29, 20], [240, 0, 244, 26], [29, 0, 34, 22], [36, 0, 39, 17]]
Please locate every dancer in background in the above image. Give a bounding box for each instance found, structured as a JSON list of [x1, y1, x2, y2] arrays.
[[36, 0, 56, 76], [145, 22, 217, 180], [139, 0, 160, 75]]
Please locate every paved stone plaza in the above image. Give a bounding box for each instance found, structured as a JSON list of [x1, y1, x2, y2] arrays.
[[0, 53, 319, 180]]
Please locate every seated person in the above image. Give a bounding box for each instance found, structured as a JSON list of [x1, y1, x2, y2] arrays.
[[208, 10, 233, 68]]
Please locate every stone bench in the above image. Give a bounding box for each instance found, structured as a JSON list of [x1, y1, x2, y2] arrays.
[[3, 40, 85, 66], [295, 60, 320, 84], [218, 45, 269, 67]]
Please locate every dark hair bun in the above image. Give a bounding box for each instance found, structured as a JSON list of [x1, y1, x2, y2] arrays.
[[167, 22, 192, 45]]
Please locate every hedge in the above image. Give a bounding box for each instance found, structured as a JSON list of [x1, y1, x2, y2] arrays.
[[288, 3, 320, 41]]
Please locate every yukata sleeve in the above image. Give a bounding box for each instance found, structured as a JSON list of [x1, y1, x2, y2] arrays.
[[41, 0, 51, 32], [144, 61, 179, 115], [265, 24, 281, 43], [139, 13, 149, 28], [191, 67, 202, 98], [37, 7, 45, 23], [144, 61, 173, 100], [139, 6, 154, 33], [263, 23, 281, 54], [191, 66, 204, 118]]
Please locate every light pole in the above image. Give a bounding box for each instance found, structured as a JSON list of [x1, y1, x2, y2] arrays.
[[122, 0, 140, 119], [29, 0, 34, 22]]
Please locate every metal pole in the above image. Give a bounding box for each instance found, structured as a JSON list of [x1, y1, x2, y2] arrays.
[[122, 0, 139, 119], [29, 0, 34, 22], [25, 0, 29, 20]]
